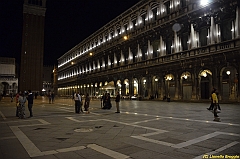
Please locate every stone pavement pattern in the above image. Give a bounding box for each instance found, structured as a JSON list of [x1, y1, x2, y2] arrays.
[[0, 97, 239, 159]]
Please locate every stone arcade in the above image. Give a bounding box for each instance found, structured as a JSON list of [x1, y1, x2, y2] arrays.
[[57, 0, 240, 102]]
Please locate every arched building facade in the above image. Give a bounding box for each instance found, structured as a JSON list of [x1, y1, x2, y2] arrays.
[[57, 0, 240, 102]]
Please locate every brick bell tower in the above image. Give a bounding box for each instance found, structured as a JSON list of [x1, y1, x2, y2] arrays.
[[19, 0, 46, 93]]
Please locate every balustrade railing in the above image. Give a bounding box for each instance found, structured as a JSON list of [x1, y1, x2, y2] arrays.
[[58, 38, 239, 84]]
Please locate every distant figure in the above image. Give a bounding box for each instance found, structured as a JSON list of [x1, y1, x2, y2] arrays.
[[102, 91, 107, 108], [10, 92, 13, 102], [15, 91, 21, 117], [48, 91, 52, 104], [51, 91, 55, 103], [27, 90, 34, 117], [115, 92, 120, 113]]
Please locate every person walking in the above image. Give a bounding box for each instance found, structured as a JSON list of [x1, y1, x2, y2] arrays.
[[115, 92, 120, 113], [207, 88, 221, 111], [27, 90, 34, 117], [18, 91, 26, 119], [84, 93, 90, 114], [74, 92, 82, 113], [211, 88, 220, 121], [15, 91, 21, 117]]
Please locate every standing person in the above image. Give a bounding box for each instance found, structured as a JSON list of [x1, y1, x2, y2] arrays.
[[74, 92, 82, 113], [102, 91, 107, 108], [115, 91, 120, 113], [10, 92, 14, 102], [51, 91, 55, 103], [48, 91, 52, 104], [103, 93, 112, 109], [211, 88, 220, 121], [84, 93, 90, 114], [15, 91, 21, 117], [27, 90, 34, 117], [18, 91, 26, 119]]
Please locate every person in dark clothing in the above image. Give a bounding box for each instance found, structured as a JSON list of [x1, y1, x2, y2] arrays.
[[103, 93, 112, 109], [27, 90, 34, 117], [51, 92, 55, 103], [101, 91, 107, 108], [115, 92, 120, 113]]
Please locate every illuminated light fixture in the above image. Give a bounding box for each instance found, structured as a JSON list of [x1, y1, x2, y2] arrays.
[[200, 0, 210, 6], [167, 76, 172, 80], [226, 71, 231, 75], [183, 74, 188, 79], [123, 36, 128, 40], [202, 72, 207, 77], [143, 79, 146, 83], [155, 78, 158, 81]]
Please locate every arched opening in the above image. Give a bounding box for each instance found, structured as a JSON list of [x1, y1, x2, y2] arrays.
[[142, 77, 148, 98], [102, 81, 115, 96], [181, 71, 192, 100], [124, 79, 129, 95], [221, 67, 238, 100], [165, 74, 174, 98], [133, 78, 138, 95], [1, 82, 9, 96], [199, 69, 212, 99], [116, 80, 122, 95]]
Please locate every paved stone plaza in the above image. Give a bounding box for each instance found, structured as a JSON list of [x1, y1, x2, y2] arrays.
[[0, 97, 239, 159]]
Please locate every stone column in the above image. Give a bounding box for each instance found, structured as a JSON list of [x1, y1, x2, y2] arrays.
[[191, 70, 198, 100], [212, 67, 218, 89], [160, 76, 166, 100], [122, 83, 126, 96], [174, 73, 180, 100], [218, 74, 223, 100], [129, 78, 134, 97], [148, 75, 153, 97], [138, 78, 142, 97]]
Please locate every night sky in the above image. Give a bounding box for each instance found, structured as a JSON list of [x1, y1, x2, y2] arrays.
[[0, 0, 140, 65]]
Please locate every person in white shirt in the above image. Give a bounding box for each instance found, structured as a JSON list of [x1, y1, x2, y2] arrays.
[[74, 92, 82, 113]]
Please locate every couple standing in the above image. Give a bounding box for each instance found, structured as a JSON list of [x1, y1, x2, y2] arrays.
[[74, 92, 90, 114], [16, 90, 33, 119]]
